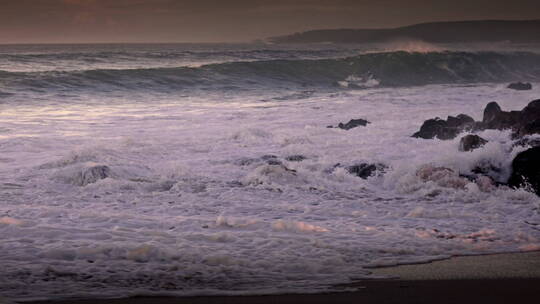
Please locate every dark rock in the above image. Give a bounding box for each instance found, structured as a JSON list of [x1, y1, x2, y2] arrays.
[[508, 147, 540, 196], [347, 163, 387, 179], [337, 118, 370, 130], [412, 118, 449, 139], [459, 135, 488, 152], [74, 165, 111, 186], [285, 155, 307, 162], [448, 114, 475, 128], [507, 82, 532, 90], [412, 114, 474, 140], [521, 100, 540, 119], [515, 120, 540, 138], [481, 101, 522, 131], [482, 102, 502, 124], [478, 100, 540, 136], [413, 99, 540, 141], [513, 100, 540, 137]]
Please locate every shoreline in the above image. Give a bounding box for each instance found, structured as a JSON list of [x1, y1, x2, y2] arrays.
[[21, 251, 540, 304], [367, 250, 540, 280]]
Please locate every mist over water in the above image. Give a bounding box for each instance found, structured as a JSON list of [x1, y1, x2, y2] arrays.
[[1, 42, 540, 301]]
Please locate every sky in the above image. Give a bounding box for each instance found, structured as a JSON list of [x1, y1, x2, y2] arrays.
[[1, 0, 540, 44]]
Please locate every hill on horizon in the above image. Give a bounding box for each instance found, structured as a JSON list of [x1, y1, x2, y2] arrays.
[[268, 20, 540, 44]]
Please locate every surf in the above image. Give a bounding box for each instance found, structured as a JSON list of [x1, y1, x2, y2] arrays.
[[2, 51, 540, 98]]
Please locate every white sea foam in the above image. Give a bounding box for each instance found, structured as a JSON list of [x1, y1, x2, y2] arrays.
[[0, 82, 539, 300], [362, 39, 446, 54]]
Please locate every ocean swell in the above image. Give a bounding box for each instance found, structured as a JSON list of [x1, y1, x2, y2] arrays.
[[1, 51, 540, 95]]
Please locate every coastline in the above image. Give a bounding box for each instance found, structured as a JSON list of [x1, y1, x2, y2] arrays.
[[22, 251, 540, 304]]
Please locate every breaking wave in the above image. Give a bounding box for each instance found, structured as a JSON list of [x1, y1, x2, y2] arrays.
[[1, 51, 540, 95]]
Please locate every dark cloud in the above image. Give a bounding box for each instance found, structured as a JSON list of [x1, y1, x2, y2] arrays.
[[1, 0, 539, 43]]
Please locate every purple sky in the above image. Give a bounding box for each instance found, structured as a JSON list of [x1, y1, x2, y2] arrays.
[[1, 0, 540, 43]]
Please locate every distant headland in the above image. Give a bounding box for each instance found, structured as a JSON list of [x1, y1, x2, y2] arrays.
[[267, 20, 540, 44]]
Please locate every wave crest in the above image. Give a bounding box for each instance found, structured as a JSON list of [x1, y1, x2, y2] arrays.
[[2, 51, 540, 95]]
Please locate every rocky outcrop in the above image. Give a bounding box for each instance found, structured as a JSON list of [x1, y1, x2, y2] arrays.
[[413, 100, 540, 140], [478, 100, 540, 138], [347, 163, 387, 179], [412, 114, 475, 140], [459, 135, 488, 152], [508, 147, 540, 195], [507, 82, 532, 90], [480, 101, 522, 131], [513, 100, 540, 138], [411, 99, 540, 195]]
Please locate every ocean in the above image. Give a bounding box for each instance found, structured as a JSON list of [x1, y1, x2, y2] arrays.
[[1, 42, 539, 301]]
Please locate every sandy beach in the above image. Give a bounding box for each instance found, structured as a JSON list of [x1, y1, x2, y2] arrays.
[[21, 251, 540, 304]]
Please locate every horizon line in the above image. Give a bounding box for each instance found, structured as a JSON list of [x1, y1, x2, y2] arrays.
[[2, 18, 539, 45]]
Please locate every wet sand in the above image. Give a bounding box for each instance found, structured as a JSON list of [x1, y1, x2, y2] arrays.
[[24, 251, 540, 304], [370, 251, 540, 280]]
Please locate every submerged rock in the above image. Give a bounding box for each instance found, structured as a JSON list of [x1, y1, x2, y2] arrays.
[[471, 160, 502, 177], [508, 147, 540, 196], [336, 118, 370, 130], [459, 134, 488, 152], [475, 175, 497, 192], [261, 154, 282, 165], [347, 163, 387, 179], [285, 155, 307, 162], [416, 165, 469, 189], [242, 164, 301, 189], [73, 165, 111, 186], [236, 155, 282, 166], [507, 82, 532, 90], [412, 114, 475, 140], [514, 137, 540, 148]]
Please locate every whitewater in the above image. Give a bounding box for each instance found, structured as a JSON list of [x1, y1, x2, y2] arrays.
[[0, 43, 539, 301]]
